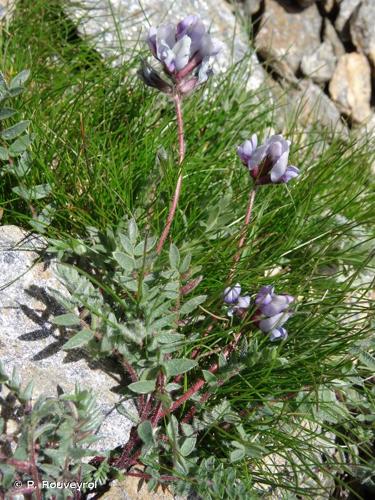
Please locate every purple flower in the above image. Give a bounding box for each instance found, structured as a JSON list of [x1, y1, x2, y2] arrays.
[[255, 286, 294, 316], [258, 311, 291, 333], [223, 283, 251, 317], [269, 327, 288, 342], [237, 134, 300, 185], [223, 283, 241, 304], [144, 16, 223, 94], [254, 285, 295, 341], [237, 134, 258, 165], [237, 295, 251, 309]]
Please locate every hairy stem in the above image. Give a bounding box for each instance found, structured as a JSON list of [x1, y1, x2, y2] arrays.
[[156, 93, 185, 254], [228, 187, 257, 282]]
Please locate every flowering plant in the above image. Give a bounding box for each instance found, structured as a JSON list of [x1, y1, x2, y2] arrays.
[[1, 8, 374, 500], [140, 15, 222, 95]]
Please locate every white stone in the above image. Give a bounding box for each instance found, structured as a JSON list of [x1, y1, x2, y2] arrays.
[[255, 0, 322, 75], [0, 225, 133, 452], [301, 40, 336, 83], [329, 52, 372, 124], [324, 18, 345, 59], [335, 0, 361, 40], [350, 0, 375, 66]]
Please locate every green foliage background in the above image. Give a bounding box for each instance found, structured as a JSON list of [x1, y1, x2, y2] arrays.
[[0, 1, 374, 498]]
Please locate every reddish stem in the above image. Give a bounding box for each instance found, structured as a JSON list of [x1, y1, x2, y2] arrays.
[[0, 456, 32, 473], [30, 444, 42, 500], [157, 334, 241, 424], [151, 372, 166, 426], [156, 93, 185, 254], [228, 188, 257, 282]]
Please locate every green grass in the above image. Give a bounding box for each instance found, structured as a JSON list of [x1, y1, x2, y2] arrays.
[[1, 0, 374, 497]]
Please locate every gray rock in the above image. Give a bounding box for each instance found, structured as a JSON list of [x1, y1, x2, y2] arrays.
[[335, 0, 361, 41], [255, 0, 322, 75], [244, 0, 262, 16], [301, 40, 336, 83], [0, 225, 133, 453], [329, 52, 372, 124], [289, 80, 348, 136], [350, 0, 375, 67], [324, 18, 346, 59], [65, 0, 265, 91]]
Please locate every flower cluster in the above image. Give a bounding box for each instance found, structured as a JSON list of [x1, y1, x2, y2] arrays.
[[255, 286, 294, 341], [223, 284, 294, 341], [139, 15, 223, 95], [223, 283, 250, 317], [237, 134, 300, 185]]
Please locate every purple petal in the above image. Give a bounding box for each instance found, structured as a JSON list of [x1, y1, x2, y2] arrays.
[[198, 33, 222, 58], [269, 327, 288, 342], [138, 61, 172, 94], [267, 135, 287, 148], [158, 41, 176, 72], [259, 312, 291, 333], [278, 165, 300, 183], [268, 141, 283, 162], [270, 151, 289, 182], [237, 139, 256, 164], [237, 295, 250, 309], [187, 20, 207, 55], [172, 35, 191, 71], [223, 283, 241, 304], [156, 24, 176, 53], [147, 27, 157, 56], [248, 144, 268, 170], [176, 15, 200, 39], [260, 294, 294, 316], [255, 285, 274, 306], [250, 133, 258, 150]]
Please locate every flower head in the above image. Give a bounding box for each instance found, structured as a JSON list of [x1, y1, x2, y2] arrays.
[[255, 285, 294, 316], [143, 16, 223, 94], [223, 283, 251, 317], [237, 134, 300, 185], [254, 285, 295, 341]]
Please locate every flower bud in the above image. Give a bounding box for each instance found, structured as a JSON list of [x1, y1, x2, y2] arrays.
[[138, 61, 172, 94], [269, 327, 288, 342]]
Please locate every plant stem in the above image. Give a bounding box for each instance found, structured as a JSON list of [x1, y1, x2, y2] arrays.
[[156, 93, 185, 254], [30, 442, 42, 500], [156, 334, 241, 424], [228, 187, 257, 282]]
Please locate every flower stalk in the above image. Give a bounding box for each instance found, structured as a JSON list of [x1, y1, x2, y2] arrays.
[[156, 93, 185, 254], [228, 187, 257, 282]]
